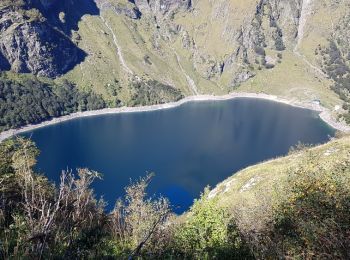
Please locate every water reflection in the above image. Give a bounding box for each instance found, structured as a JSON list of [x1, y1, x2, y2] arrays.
[[23, 98, 334, 213]]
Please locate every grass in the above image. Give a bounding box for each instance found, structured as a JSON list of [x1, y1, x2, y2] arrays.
[[210, 135, 350, 223], [237, 51, 341, 109], [300, 0, 348, 65], [58, 0, 346, 111], [62, 14, 125, 100]]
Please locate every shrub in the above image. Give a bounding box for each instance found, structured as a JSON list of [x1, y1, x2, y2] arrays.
[[0, 138, 108, 259], [108, 174, 172, 258], [173, 188, 252, 259], [271, 153, 350, 258], [130, 79, 183, 106], [274, 28, 285, 51]]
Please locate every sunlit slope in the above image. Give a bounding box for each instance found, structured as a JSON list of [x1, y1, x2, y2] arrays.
[[60, 0, 349, 110], [63, 10, 221, 105], [209, 135, 350, 230]]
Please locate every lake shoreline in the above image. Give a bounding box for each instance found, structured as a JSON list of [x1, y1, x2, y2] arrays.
[[1, 92, 349, 142]]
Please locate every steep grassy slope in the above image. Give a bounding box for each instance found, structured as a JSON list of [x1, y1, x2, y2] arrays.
[[209, 135, 350, 231], [58, 0, 349, 111], [193, 134, 350, 258], [63, 10, 201, 105]]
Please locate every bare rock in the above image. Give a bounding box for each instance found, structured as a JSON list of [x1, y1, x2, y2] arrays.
[[0, 4, 85, 78], [134, 0, 191, 17]]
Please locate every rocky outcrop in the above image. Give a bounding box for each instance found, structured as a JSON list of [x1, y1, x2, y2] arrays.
[[235, 0, 301, 60], [0, 2, 86, 77], [134, 0, 191, 17], [179, 0, 302, 87], [231, 71, 256, 88], [97, 0, 191, 19], [96, 0, 141, 19], [1, 0, 344, 101], [114, 5, 141, 19]]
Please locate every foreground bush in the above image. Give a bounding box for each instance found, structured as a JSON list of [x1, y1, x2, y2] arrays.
[[0, 139, 171, 259], [173, 188, 253, 259], [106, 174, 173, 258], [1, 137, 349, 259], [0, 138, 107, 259], [271, 152, 350, 258]]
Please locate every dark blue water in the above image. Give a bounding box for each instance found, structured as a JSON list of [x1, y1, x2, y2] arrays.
[[23, 98, 334, 213]]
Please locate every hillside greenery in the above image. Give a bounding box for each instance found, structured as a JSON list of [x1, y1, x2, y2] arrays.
[[0, 136, 349, 259], [129, 79, 184, 106], [320, 26, 350, 124], [0, 73, 106, 132]]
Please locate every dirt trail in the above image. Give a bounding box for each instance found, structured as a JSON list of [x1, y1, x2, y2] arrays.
[[294, 0, 327, 78], [174, 51, 199, 95], [294, 0, 313, 52], [100, 16, 134, 75]]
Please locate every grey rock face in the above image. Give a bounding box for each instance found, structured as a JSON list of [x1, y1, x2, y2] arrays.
[[134, 0, 191, 16], [115, 5, 141, 19], [97, 0, 141, 19], [179, 0, 302, 86], [0, 4, 85, 78], [134, 0, 152, 14], [231, 71, 255, 88]]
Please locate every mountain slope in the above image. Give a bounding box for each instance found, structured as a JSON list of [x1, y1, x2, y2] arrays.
[[206, 134, 350, 257], [0, 0, 89, 77], [0, 0, 350, 121], [209, 135, 350, 212]]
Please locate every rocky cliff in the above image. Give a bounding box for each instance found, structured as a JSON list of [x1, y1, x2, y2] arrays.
[[0, 1, 86, 77], [0, 0, 349, 115]]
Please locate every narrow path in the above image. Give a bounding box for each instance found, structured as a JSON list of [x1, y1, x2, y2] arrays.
[[294, 0, 313, 53], [293, 0, 327, 78], [100, 16, 133, 75], [174, 51, 199, 95]]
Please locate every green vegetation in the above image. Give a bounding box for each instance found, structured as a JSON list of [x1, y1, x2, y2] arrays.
[[0, 71, 185, 132], [173, 189, 252, 259], [0, 73, 105, 131], [211, 135, 350, 259], [321, 41, 349, 83], [1, 0, 350, 257], [129, 79, 184, 106], [1, 136, 349, 259], [271, 153, 350, 258], [0, 138, 107, 259], [321, 35, 350, 123]]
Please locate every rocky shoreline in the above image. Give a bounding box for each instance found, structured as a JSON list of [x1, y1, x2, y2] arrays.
[[1, 92, 349, 143]]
